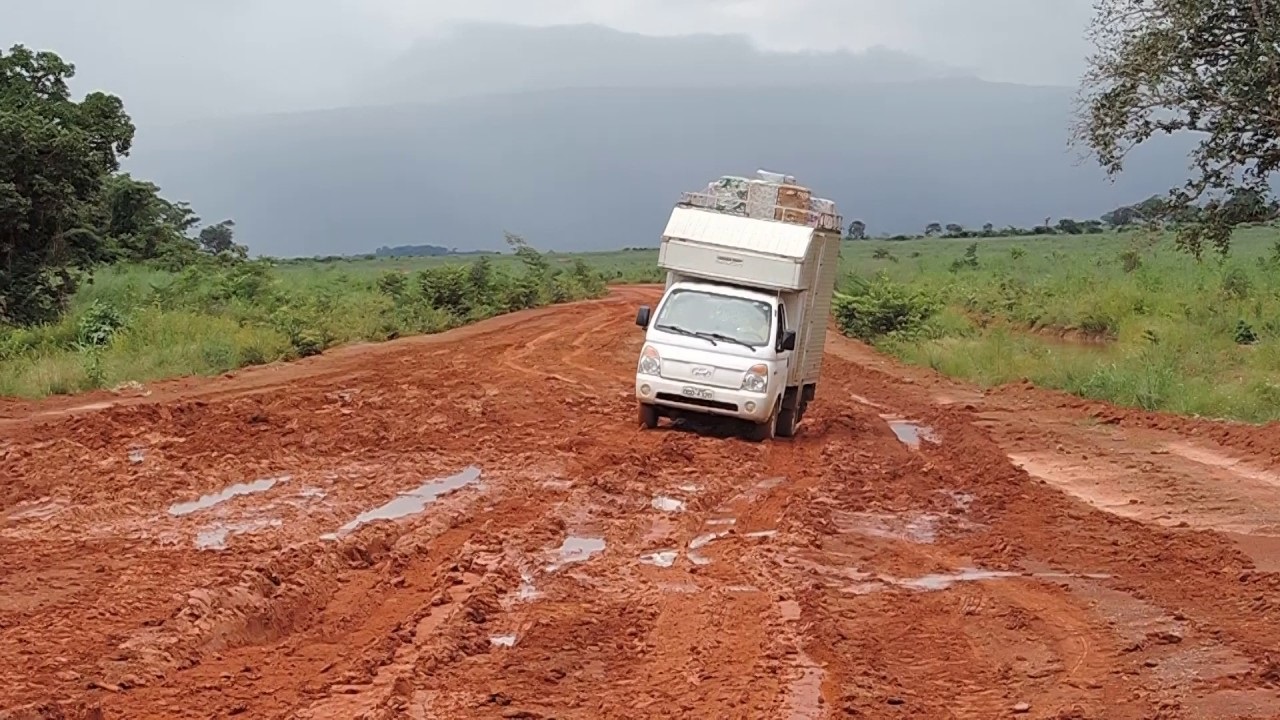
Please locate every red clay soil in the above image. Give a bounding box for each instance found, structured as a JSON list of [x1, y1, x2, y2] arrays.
[[5, 286, 1280, 719]]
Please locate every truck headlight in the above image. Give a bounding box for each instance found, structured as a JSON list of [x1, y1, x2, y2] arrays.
[[740, 364, 768, 393], [638, 345, 661, 376]]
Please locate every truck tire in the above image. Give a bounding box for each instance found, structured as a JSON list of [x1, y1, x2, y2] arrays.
[[775, 404, 798, 438], [639, 403, 659, 429], [746, 403, 778, 443]]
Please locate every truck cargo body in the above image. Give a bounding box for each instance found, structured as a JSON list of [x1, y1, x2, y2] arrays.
[[634, 205, 842, 440]]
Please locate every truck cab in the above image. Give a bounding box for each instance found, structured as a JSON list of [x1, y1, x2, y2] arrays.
[[634, 280, 797, 439]]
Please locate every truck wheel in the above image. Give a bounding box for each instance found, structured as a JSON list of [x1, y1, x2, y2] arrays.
[[746, 404, 778, 443], [775, 404, 798, 438], [639, 403, 659, 429]]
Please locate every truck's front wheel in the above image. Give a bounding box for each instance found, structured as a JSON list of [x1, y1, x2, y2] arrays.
[[639, 403, 660, 429], [745, 403, 778, 443], [775, 404, 798, 438]]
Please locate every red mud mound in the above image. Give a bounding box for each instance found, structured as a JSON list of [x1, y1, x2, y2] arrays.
[[6, 286, 1280, 718]]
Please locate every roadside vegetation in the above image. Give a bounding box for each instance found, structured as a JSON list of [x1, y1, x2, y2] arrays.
[[831, 228, 1280, 423], [0, 234, 607, 398]]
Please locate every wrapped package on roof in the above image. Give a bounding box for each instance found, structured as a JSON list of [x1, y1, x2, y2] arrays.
[[746, 180, 780, 220], [808, 197, 840, 230], [774, 184, 812, 224], [709, 175, 749, 214], [756, 169, 797, 185]]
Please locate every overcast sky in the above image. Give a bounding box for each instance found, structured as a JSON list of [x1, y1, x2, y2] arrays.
[[4, 0, 1096, 123]]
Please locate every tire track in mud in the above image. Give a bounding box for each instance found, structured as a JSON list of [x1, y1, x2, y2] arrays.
[[6, 286, 1280, 718]]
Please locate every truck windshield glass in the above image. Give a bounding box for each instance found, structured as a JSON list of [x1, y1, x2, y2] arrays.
[[654, 290, 773, 348]]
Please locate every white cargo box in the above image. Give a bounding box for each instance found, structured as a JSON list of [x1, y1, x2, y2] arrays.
[[659, 206, 819, 291]]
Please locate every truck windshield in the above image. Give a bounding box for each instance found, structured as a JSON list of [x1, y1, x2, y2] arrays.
[[653, 290, 773, 349]]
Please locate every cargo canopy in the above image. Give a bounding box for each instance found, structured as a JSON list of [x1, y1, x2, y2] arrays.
[[659, 206, 822, 291]]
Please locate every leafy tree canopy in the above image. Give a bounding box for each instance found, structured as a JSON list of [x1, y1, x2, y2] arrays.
[[0, 44, 134, 324], [1075, 0, 1280, 258], [1, 44, 234, 326]]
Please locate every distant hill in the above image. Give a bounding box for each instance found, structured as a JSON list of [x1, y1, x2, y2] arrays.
[[122, 26, 1196, 257], [373, 244, 494, 258], [349, 23, 965, 105]]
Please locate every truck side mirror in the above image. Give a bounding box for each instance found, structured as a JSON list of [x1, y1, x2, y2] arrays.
[[780, 330, 797, 352], [636, 306, 651, 328]]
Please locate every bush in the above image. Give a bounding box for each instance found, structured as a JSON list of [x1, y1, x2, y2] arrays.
[[833, 274, 939, 342], [77, 301, 127, 347]]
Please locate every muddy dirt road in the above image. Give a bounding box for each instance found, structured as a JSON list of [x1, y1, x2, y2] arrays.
[[6, 286, 1280, 719]]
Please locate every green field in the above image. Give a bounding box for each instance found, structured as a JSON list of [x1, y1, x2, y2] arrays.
[[4, 228, 1280, 424], [0, 247, 609, 398], [832, 227, 1280, 423]]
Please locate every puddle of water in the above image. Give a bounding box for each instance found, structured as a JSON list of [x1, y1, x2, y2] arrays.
[[755, 476, 786, 491], [651, 496, 686, 513], [321, 466, 481, 539], [168, 476, 288, 517], [298, 487, 327, 500], [6, 499, 63, 522], [639, 550, 679, 568], [128, 448, 147, 464], [489, 634, 517, 648], [944, 490, 975, 511], [836, 511, 939, 544], [850, 568, 1113, 594], [898, 568, 1018, 591], [677, 484, 701, 493], [705, 517, 737, 527], [886, 419, 939, 449], [517, 571, 541, 601], [196, 519, 283, 550], [546, 535, 606, 571], [689, 531, 729, 550]]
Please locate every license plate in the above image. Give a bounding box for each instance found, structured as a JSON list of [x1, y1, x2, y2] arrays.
[[681, 386, 714, 400]]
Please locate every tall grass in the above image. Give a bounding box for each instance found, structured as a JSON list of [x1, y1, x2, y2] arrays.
[[0, 252, 609, 399], [833, 226, 1280, 423]]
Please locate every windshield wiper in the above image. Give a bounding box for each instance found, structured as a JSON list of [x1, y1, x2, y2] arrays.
[[655, 323, 718, 346], [704, 333, 758, 352]]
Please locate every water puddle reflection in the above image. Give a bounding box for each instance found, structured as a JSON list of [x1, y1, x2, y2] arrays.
[[651, 496, 686, 513], [321, 466, 480, 540], [881, 416, 939, 449], [196, 518, 283, 550], [168, 476, 288, 517], [546, 535, 606, 572]]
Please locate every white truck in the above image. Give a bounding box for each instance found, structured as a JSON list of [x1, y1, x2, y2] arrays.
[[633, 189, 842, 441]]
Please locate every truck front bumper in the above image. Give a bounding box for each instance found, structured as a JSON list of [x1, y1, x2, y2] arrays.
[[635, 375, 773, 423]]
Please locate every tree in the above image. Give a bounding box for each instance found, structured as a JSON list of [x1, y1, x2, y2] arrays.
[[0, 45, 134, 325], [924, 222, 942, 237], [944, 223, 965, 237], [95, 173, 203, 264], [198, 219, 244, 258], [846, 220, 867, 240], [981, 222, 995, 236], [1074, 0, 1280, 258], [1056, 218, 1082, 235]]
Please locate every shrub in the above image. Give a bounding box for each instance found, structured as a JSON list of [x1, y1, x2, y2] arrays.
[[833, 274, 939, 342]]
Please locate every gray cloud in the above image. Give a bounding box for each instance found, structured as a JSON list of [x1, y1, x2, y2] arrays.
[[3, 0, 1095, 122]]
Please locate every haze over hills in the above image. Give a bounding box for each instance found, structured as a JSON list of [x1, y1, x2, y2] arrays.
[[350, 22, 967, 105], [121, 23, 1195, 257]]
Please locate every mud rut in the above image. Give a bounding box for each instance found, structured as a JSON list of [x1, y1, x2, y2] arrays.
[[5, 286, 1280, 719]]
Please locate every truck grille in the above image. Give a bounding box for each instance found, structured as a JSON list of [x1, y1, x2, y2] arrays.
[[656, 393, 738, 412]]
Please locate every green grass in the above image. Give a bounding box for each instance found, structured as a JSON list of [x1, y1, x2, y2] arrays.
[[833, 226, 1280, 423], [0, 251, 609, 399]]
